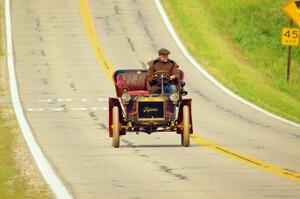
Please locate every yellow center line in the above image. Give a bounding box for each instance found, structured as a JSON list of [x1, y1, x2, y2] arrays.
[[191, 135, 300, 182], [78, 0, 300, 183], [79, 0, 114, 82]]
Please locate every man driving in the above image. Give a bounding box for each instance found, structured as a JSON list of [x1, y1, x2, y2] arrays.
[[147, 48, 180, 94]]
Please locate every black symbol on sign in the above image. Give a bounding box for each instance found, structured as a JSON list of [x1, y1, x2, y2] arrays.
[[295, 1, 300, 9]]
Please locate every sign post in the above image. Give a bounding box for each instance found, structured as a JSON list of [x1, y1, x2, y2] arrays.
[[283, 0, 300, 82], [281, 20, 300, 82], [287, 21, 292, 83]]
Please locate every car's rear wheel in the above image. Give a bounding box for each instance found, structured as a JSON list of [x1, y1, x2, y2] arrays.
[[112, 106, 120, 148], [181, 105, 190, 147]]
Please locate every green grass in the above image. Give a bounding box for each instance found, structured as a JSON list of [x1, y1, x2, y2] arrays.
[[0, 108, 27, 199], [0, 108, 52, 199], [0, 4, 52, 199], [0, 107, 51, 199], [162, 0, 300, 123]]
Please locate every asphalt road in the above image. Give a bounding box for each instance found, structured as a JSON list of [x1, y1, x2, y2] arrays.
[[11, 0, 300, 198]]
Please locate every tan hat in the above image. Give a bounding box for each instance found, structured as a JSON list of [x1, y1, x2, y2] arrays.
[[158, 48, 171, 55]]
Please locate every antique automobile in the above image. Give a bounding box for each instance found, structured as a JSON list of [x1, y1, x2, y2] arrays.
[[108, 69, 193, 148]]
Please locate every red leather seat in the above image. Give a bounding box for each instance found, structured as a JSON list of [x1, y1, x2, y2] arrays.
[[128, 90, 149, 95], [113, 69, 184, 97], [113, 70, 149, 97]]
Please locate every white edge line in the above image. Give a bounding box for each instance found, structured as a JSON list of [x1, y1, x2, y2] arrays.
[[154, 0, 300, 128], [4, 1, 73, 199]]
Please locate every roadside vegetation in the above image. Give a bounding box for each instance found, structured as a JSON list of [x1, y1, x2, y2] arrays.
[[0, 3, 52, 199], [162, 0, 300, 123]]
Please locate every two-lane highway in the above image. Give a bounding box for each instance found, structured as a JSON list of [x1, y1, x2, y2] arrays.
[[11, 0, 300, 198]]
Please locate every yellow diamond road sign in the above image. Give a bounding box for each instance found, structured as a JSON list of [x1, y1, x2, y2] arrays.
[[281, 27, 300, 46], [284, 0, 300, 27]]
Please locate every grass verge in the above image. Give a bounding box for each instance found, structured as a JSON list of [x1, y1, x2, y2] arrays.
[[0, 3, 52, 199], [0, 107, 52, 199], [161, 0, 300, 123]]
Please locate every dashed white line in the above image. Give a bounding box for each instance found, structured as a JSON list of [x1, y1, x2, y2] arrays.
[[57, 98, 72, 102], [27, 108, 44, 112], [72, 107, 87, 111], [50, 108, 65, 112], [26, 107, 109, 112], [97, 98, 108, 102], [92, 107, 99, 111], [35, 97, 108, 103], [37, 99, 53, 102]]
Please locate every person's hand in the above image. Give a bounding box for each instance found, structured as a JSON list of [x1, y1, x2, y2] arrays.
[[152, 73, 158, 80], [170, 75, 176, 80]]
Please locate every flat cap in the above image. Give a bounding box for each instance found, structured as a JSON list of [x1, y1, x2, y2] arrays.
[[158, 48, 171, 55]]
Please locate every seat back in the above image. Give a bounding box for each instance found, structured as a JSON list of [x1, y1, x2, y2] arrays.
[[113, 69, 184, 97], [113, 70, 148, 97]]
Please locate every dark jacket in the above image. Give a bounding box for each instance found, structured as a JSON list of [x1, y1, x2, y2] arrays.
[[147, 58, 180, 92], [147, 58, 180, 82]]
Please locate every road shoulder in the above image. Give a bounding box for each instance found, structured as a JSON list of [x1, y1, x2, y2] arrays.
[[0, 2, 52, 198]]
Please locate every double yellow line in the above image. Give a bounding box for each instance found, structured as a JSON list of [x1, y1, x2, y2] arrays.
[[79, 0, 114, 82], [191, 135, 300, 182], [78, 0, 300, 183]]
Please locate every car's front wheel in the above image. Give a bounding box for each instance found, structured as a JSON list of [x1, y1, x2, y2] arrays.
[[181, 105, 190, 147], [112, 106, 120, 148]]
